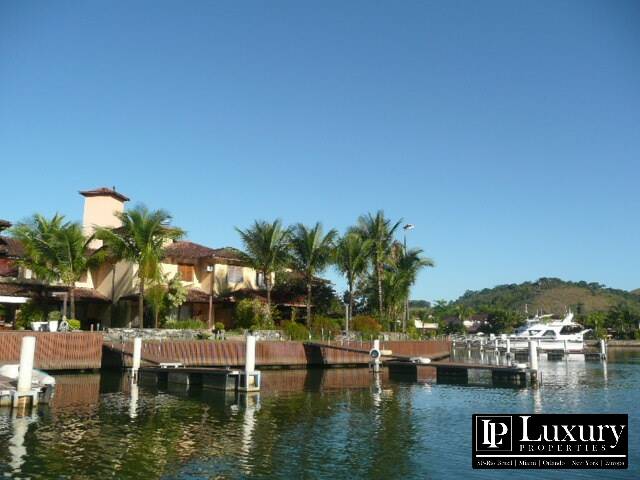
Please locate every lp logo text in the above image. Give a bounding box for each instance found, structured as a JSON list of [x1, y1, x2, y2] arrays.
[[476, 416, 512, 451]]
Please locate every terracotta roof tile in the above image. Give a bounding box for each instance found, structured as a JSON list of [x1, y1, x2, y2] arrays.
[[79, 187, 129, 202], [0, 237, 24, 258], [0, 282, 110, 302], [165, 241, 216, 259], [164, 241, 247, 265]]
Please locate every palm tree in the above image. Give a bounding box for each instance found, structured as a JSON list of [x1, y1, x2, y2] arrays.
[[333, 232, 372, 332], [236, 220, 291, 319], [12, 214, 103, 319], [289, 222, 337, 326], [355, 210, 402, 323], [95, 206, 184, 328], [455, 304, 475, 330], [392, 246, 434, 331]]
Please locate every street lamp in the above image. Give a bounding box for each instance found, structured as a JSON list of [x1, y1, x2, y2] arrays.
[[402, 224, 415, 333]]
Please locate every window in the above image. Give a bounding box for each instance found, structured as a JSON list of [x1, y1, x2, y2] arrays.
[[256, 271, 265, 288], [560, 325, 583, 335], [542, 330, 556, 337], [227, 266, 243, 284], [178, 264, 194, 282]]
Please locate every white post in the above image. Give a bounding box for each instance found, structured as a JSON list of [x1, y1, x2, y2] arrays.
[[132, 337, 142, 374], [17, 336, 36, 393], [600, 339, 606, 359], [506, 338, 511, 357], [373, 339, 380, 372], [245, 335, 256, 374], [563, 340, 568, 354], [528, 340, 538, 372]]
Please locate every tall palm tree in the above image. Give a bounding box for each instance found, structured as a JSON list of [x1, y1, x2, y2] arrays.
[[289, 222, 337, 326], [355, 210, 402, 323], [236, 220, 291, 319], [95, 206, 184, 328], [391, 246, 434, 331], [12, 214, 103, 319], [333, 232, 372, 332]]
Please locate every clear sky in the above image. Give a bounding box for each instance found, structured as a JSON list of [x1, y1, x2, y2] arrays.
[[1, 1, 639, 301]]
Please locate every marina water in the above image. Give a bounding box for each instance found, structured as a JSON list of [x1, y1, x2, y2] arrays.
[[0, 349, 638, 479]]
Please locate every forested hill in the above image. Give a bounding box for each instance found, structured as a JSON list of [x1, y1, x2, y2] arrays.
[[454, 278, 640, 315]]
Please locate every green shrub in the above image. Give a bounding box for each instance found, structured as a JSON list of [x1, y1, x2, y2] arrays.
[[406, 324, 421, 340], [67, 319, 81, 330], [16, 302, 47, 329], [197, 331, 212, 340], [311, 316, 341, 336], [352, 315, 382, 337], [164, 319, 208, 330], [47, 310, 62, 322], [234, 298, 276, 330], [283, 321, 310, 341], [214, 322, 225, 332]]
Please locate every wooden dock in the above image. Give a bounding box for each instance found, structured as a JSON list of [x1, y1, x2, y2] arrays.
[[0, 374, 54, 407], [387, 360, 535, 387], [139, 366, 261, 392]]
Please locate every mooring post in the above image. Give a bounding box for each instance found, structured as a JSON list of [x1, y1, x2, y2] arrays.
[[245, 335, 256, 374], [132, 337, 142, 380], [564, 340, 568, 354], [372, 339, 381, 373], [506, 338, 511, 358], [17, 336, 36, 393], [600, 339, 607, 360], [239, 335, 260, 391], [528, 340, 539, 386]]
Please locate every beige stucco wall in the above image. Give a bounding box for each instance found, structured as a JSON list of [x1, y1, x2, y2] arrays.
[[159, 260, 268, 295], [82, 195, 125, 248]]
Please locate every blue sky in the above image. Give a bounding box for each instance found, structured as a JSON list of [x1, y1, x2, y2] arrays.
[[1, 1, 639, 301]]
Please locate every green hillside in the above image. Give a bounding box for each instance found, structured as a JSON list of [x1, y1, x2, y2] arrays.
[[454, 278, 640, 315]]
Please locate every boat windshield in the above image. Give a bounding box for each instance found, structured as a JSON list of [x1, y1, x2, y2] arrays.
[[560, 325, 584, 335]]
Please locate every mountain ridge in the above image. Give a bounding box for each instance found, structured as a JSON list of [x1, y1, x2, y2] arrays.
[[452, 277, 640, 315]]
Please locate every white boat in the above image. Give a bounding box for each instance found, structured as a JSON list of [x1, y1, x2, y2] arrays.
[[502, 311, 591, 352], [0, 364, 56, 403]]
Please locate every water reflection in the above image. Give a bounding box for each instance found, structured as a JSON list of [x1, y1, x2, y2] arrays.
[[8, 411, 38, 473], [0, 351, 637, 479]]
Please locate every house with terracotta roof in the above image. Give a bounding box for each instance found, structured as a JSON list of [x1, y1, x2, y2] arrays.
[[0, 187, 299, 329]]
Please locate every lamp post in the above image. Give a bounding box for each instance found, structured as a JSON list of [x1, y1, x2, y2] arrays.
[[402, 223, 415, 333]]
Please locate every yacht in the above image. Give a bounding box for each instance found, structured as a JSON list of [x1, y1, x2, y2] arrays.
[[504, 311, 591, 351]]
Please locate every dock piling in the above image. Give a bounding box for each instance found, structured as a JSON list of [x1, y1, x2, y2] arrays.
[[371, 339, 381, 372], [132, 337, 142, 380], [239, 335, 261, 392], [17, 336, 35, 394], [528, 340, 539, 386], [12, 336, 39, 408]]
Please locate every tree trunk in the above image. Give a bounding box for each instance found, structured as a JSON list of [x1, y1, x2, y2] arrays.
[[69, 286, 76, 320], [306, 281, 312, 328], [348, 279, 354, 334], [266, 272, 272, 320], [376, 261, 384, 326], [138, 280, 145, 329], [154, 309, 159, 329]]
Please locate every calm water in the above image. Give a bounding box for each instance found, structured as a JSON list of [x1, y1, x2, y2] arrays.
[[0, 349, 638, 479]]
